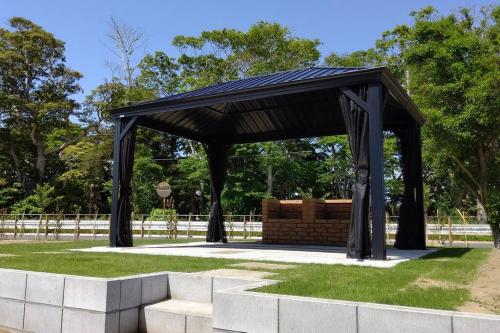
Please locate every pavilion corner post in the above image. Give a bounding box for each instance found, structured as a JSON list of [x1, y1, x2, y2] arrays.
[[110, 116, 138, 247], [367, 83, 386, 259], [394, 123, 426, 250], [204, 142, 231, 243]]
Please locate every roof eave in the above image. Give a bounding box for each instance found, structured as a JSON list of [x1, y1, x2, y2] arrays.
[[110, 67, 385, 118], [380, 68, 425, 125]]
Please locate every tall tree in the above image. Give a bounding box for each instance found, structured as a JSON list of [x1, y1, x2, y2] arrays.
[[0, 17, 82, 187], [106, 17, 146, 88], [380, 6, 500, 246]]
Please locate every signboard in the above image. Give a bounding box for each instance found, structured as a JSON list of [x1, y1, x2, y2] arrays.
[[156, 182, 171, 198]]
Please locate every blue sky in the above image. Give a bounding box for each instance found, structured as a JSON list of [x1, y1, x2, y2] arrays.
[[2, 0, 494, 103]]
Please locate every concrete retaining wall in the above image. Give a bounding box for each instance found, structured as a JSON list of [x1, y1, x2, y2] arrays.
[[213, 290, 500, 333], [0, 268, 271, 333], [1, 268, 498, 333], [0, 269, 172, 333]]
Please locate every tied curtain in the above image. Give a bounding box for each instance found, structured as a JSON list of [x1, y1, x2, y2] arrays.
[[339, 87, 372, 259], [115, 119, 137, 247], [394, 123, 426, 249], [204, 143, 231, 243]]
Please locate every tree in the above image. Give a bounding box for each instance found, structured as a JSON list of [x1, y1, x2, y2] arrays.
[[137, 51, 179, 97], [58, 140, 111, 214], [380, 6, 500, 246], [316, 136, 354, 199], [10, 183, 61, 214], [167, 22, 322, 209], [0, 17, 82, 186], [173, 21, 320, 89], [106, 17, 146, 88], [132, 145, 164, 214]]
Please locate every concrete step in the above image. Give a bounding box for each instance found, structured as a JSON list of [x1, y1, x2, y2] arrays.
[[139, 299, 213, 333], [0, 326, 32, 333]]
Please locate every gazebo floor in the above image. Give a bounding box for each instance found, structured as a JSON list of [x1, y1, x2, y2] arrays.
[[75, 241, 435, 268]]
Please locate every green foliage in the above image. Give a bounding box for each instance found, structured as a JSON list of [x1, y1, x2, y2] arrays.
[[132, 145, 165, 214], [0, 17, 82, 185], [380, 6, 500, 223], [0, 180, 21, 211], [1, 10, 497, 229], [147, 208, 177, 221], [10, 183, 62, 214]]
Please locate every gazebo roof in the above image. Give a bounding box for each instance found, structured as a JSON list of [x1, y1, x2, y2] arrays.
[[111, 66, 423, 144]]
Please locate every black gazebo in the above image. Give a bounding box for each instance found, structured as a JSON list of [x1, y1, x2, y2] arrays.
[[109, 67, 426, 260]]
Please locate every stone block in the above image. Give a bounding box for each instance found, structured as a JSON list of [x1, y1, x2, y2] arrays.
[[358, 304, 452, 333], [141, 273, 168, 305], [119, 308, 139, 333], [26, 273, 65, 305], [64, 277, 120, 312], [213, 292, 278, 333], [139, 307, 185, 333], [0, 298, 24, 329], [62, 308, 119, 333], [169, 273, 212, 303], [453, 313, 500, 333], [186, 315, 212, 333], [119, 277, 141, 309], [24, 303, 62, 333], [279, 297, 357, 333], [213, 277, 256, 296], [0, 270, 26, 300]]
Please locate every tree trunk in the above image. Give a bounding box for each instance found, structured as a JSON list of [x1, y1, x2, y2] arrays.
[[36, 143, 46, 182], [490, 223, 500, 249], [266, 165, 273, 195]]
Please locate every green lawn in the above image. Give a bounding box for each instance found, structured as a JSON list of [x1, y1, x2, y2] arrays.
[[0, 239, 490, 311], [256, 248, 491, 311], [0, 239, 240, 277]]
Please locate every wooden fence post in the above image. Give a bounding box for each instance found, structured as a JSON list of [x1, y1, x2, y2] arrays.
[[107, 215, 111, 237], [448, 217, 453, 246], [243, 216, 247, 240], [0, 214, 5, 240], [249, 212, 253, 239], [385, 212, 390, 242], [92, 213, 98, 240], [19, 213, 25, 239], [187, 213, 192, 239], [456, 209, 469, 248], [44, 214, 50, 240], [141, 215, 145, 239], [35, 214, 43, 241], [14, 214, 18, 240], [54, 213, 62, 240], [76, 212, 80, 240]]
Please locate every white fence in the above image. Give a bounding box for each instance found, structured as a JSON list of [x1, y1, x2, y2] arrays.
[[0, 214, 262, 240], [0, 214, 492, 241]]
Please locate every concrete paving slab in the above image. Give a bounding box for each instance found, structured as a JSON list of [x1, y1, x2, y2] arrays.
[[76, 242, 435, 268], [198, 269, 275, 279], [230, 262, 296, 270]]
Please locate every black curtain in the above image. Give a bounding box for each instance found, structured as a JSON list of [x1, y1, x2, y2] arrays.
[[116, 120, 137, 247], [394, 123, 426, 249], [339, 87, 372, 259], [204, 143, 231, 243]]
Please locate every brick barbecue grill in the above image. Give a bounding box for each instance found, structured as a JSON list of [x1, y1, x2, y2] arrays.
[[262, 199, 352, 246]]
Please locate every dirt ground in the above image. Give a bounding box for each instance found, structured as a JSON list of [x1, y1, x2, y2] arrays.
[[458, 249, 500, 314]]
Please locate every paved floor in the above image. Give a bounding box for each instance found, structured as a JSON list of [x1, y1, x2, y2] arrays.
[[76, 242, 435, 268]]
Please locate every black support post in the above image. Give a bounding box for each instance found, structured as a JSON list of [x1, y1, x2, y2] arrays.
[[110, 117, 122, 247], [367, 83, 386, 260], [110, 116, 138, 247]]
